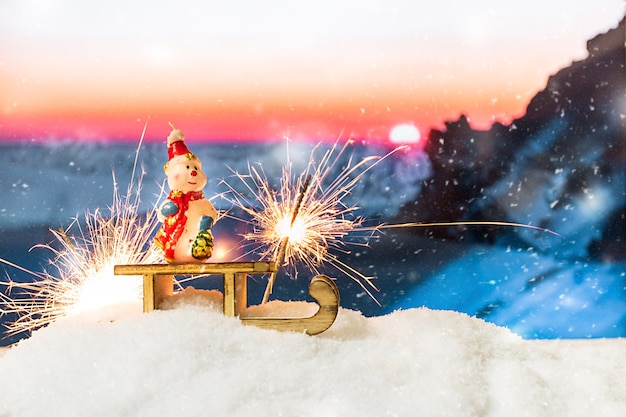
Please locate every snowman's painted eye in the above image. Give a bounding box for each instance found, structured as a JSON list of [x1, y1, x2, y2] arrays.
[[186, 165, 190, 169]]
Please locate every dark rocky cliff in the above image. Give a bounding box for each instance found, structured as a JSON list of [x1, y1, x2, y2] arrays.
[[397, 17, 625, 260]]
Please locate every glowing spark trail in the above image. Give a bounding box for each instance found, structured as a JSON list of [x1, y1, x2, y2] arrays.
[[375, 221, 561, 237]]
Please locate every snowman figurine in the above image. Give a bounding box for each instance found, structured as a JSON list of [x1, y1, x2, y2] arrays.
[[155, 124, 218, 263]]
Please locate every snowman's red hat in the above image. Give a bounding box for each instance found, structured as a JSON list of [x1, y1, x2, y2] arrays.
[[168, 138, 192, 160], [164, 124, 197, 171]]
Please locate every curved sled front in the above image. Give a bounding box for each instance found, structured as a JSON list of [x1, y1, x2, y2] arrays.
[[241, 274, 340, 335]]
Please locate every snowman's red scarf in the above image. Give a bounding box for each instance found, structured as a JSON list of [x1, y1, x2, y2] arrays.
[[155, 190, 205, 262]]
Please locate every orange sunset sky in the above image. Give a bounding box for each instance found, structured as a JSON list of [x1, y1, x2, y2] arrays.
[[0, 1, 624, 144]]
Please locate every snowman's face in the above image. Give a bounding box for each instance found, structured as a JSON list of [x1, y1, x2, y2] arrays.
[[166, 156, 207, 193]]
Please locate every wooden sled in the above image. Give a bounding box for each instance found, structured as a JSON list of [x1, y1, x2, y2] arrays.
[[113, 262, 339, 335]]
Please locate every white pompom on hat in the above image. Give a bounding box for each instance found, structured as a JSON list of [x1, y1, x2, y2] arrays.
[[164, 122, 196, 171]]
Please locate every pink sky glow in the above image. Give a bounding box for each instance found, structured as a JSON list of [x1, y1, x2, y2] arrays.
[[0, 1, 623, 144]]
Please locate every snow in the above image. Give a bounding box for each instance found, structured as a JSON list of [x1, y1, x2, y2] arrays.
[[1, 293, 625, 417]]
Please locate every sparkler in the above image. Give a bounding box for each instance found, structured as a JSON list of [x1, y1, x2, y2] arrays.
[[0, 127, 163, 336], [224, 141, 404, 303]]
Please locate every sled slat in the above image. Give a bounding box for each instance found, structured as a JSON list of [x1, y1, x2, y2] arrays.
[[114, 262, 275, 315]]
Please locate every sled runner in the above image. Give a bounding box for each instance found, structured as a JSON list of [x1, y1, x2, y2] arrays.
[[113, 262, 339, 335]]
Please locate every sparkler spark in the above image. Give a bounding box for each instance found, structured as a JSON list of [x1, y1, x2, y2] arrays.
[[0, 184, 162, 336], [224, 141, 403, 303], [0, 128, 163, 337]]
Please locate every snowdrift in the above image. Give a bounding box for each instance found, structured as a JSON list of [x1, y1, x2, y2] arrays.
[[1, 295, 624, 417]]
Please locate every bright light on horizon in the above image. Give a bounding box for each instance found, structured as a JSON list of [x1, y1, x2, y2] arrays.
[[389, 123, 421, 145]]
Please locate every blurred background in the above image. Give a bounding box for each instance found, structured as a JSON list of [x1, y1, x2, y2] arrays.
[[1, 1, 625, 342]]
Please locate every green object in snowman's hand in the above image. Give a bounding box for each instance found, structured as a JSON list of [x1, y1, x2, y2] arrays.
[[191, 229, 214, 260]]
